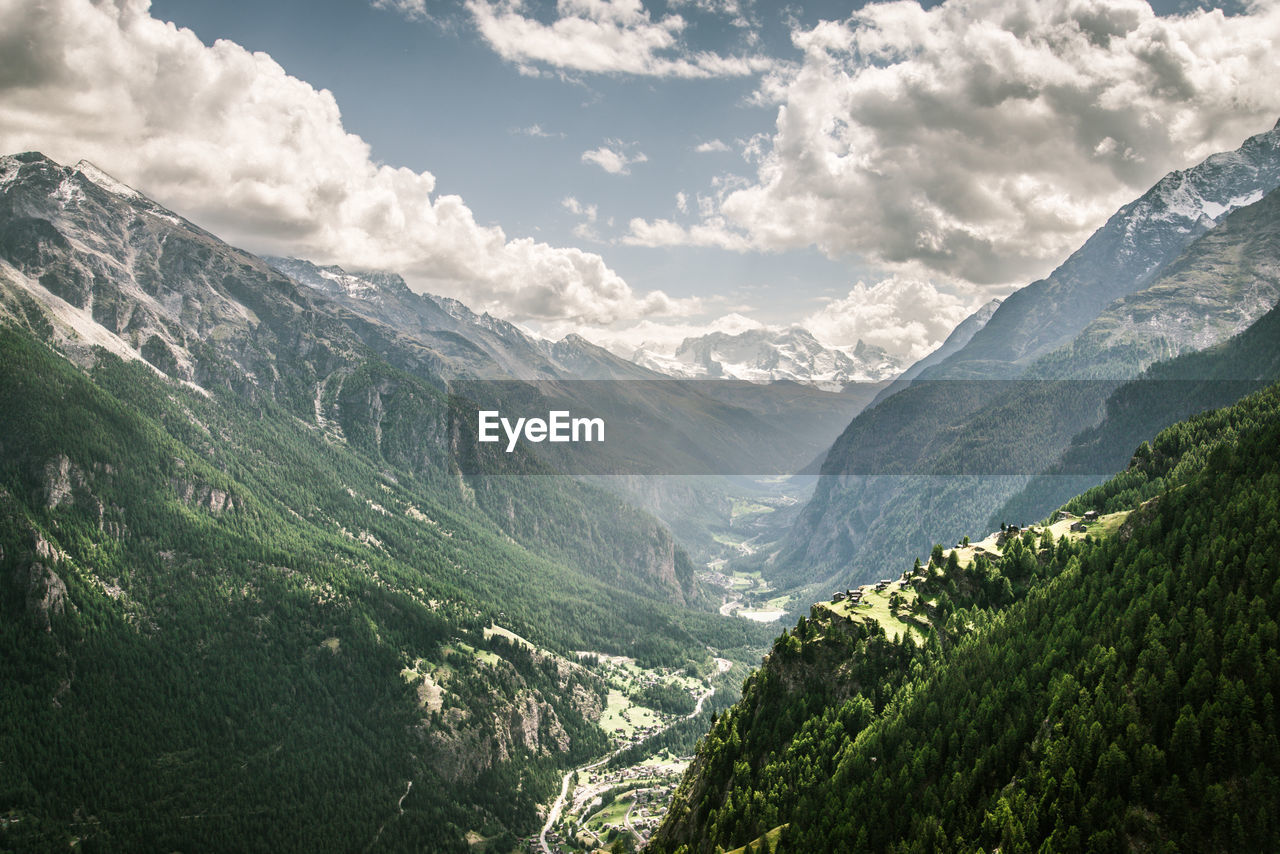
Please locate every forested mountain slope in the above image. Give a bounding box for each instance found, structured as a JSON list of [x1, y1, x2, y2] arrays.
[[652, 380, 1280, 853], [0, 151, 775, 849]]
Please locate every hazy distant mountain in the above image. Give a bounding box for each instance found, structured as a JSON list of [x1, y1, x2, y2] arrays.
[[633, 327, 904, 390]]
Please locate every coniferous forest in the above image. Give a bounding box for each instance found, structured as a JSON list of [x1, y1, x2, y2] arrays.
[[651, 381, 1280, 853]]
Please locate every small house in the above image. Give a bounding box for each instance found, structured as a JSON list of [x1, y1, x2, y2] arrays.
[[1083, 510, 1099, 521]]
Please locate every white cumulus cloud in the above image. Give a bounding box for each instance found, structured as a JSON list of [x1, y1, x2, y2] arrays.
[[582, 139, 648, 174], [0, 0, 690, 326], [624, 216, 751, 250], [694, 138, 731, 153], [631, 0, 1280, 287], [466, 0, 773, 78], [803, 277, 976, 362]]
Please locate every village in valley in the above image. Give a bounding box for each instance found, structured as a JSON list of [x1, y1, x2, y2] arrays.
[[528, 650, 733, 854]]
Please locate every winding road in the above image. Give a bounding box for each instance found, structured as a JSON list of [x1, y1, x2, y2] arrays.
[[539, 684, 715, 854]]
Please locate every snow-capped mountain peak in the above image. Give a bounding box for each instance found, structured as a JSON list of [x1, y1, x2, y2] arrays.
[[633, 326, 904, 389]]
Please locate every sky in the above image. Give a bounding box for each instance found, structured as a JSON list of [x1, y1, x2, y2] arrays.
[[2, 0, 1278, 362]]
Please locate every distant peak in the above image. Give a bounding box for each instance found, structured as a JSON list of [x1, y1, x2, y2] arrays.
[[73, 160, 141, 199]]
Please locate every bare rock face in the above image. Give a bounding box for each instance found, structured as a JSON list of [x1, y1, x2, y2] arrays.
[[509, 694, 570, 754], [169, 477, 237, 515], [13, 561, 67, 631], [512, 694, 543, 753], [40, 454, 108, 529], [422, 685, 575, 785], [43, 454, 76, 509], [569, 678, 604, 723]]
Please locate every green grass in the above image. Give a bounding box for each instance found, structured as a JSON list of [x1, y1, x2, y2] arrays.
[[598, 689, 663, 738], [726, 823, 788, 853], [819, 510, 1139, 646], [730, 498, 773, 520], [585, 797, 632, 830], [483, 623, 535, 651], [729, 570, 772, 593], [712, 530, 749, 547], [450, 641, 502, 667], [944, 509, 1132, 570], [824, 587, 920, 643], [764, 592, 793, 611]]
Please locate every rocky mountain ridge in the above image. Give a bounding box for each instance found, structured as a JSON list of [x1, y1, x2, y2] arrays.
[[773, 121, 1280, 590]]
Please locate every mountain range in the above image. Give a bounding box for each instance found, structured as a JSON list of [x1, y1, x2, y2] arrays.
[[770, 119, 1280, 593], [632, 327, 904, 390], [5, 112, 1280, 852], [0, 150, 782, 850], [651, 374, 1280, 853], [638, 120, 1280, 852]]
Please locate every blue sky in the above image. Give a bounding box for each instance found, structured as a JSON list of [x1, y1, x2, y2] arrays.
[[148, 0, 879, 321], [2, 0, 1276, 359]]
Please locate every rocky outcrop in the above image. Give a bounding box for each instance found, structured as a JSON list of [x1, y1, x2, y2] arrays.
[[423, 687, 574, 784], [169, 478, 237, 515], [40, 455, 116, 533], [509, 693, 569, 754], [12, 561, 67, 631]]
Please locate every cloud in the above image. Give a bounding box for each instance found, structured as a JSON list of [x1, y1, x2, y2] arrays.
[[694, 138, 731, 153], [512, 122, 565, 138], [623, 215, 751, 250], [668, 0, 757, 32], [581, 139, 647, 174], [466, 0, 773, 78], [635, 0, 1280, 287], [562, 195, 600, 239], [371, 0, 430, 21], [802, 277, 976, 362], [0, 0, 691, 327]]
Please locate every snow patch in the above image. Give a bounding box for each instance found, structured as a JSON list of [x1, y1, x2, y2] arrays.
[[636, 326, 903, 389], [73, 160, 141, 199], [0, 156, 20, 189], [1202, 189, 1264, 220], [52, 177, 86, 209]]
